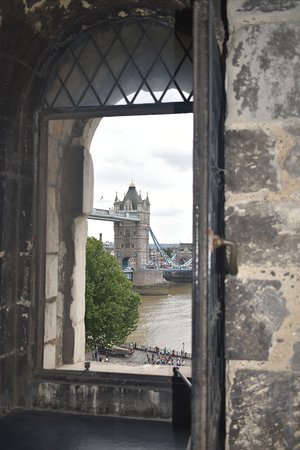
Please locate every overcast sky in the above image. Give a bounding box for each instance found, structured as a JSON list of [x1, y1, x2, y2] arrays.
[[88, 113, 193, 244]]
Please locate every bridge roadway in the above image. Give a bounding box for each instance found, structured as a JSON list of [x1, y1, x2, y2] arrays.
[[88, 208, 140, 222]]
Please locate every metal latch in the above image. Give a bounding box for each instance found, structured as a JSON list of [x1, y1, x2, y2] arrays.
[[209, 230, 238, 276]]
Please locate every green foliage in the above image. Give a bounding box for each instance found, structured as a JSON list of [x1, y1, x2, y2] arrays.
[[85, 237, 141, 348]]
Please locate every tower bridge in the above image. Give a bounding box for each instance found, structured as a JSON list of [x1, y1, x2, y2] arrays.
[[89, 183, 192, 278]]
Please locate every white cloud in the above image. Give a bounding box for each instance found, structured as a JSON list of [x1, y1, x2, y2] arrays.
[[88, 113, 193, 243]]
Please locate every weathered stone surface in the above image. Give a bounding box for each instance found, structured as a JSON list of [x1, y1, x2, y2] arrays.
[[15, 353, 30, 408], [32, 379, 172, 421], [226, 279, 288, 360], [226, 23, 300, 122], [285, 124, 300, 136], [225, 129, 279, 192], [229, 370, 300, 449], [225, 201, 300, 266], [43, 343, 56, 370], [82, 147, 94, 215], [237, 0, 300, 13], [44, 301, 57, 343], [0, 355, 15, 415], [290, 342, 300, 371], [284, 142, 300, 178], [0, 256, 17, 307], [45, 254, 58, 300], [46, 187, 59, 253], [0, 306, 15, 355], [16, 304, 29, 351]]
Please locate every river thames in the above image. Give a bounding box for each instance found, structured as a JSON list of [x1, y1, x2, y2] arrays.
[[128, 283, 192, 354]]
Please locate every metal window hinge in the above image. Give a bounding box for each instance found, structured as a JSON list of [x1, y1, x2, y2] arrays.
[[209, 230, 238, 276]]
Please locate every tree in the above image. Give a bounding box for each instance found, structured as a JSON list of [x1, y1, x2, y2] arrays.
[[85, 237, 141, 348]]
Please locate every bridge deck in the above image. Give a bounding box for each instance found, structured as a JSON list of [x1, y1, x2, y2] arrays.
[[88, 208, 140, 222]]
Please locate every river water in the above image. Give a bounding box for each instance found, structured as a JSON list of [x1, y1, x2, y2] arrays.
[[128, 283, 192, 354]]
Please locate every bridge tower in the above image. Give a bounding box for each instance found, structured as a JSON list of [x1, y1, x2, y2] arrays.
[[113, 183, 150, 270]]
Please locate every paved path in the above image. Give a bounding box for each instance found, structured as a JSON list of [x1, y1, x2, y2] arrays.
[[59, 349, 191, 377]]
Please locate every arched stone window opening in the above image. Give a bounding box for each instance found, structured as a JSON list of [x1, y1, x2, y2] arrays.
[[41, 15, 193, 369], [44, 117, 100, 368]]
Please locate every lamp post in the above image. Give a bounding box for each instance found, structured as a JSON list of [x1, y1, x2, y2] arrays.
[[182, 342, 185, 353]]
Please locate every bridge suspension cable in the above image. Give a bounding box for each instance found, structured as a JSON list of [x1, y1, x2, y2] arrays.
[[149, 228, 179, 268]]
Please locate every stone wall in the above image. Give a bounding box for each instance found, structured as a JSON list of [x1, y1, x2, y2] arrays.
[[31, 373, 172, 421], [44, 119, 94, 368], [225, 1, 300, 448]]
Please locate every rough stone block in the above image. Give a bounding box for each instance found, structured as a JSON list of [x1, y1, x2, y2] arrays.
[[73, 320, 86, 364], [226, 22, 300, 123], [284, 124, 300, 136], [0, 306, 15, 354], [15, 353, 29, 407], [46, 187, 59, 253], [18, 176, 34, 253], [47, 136, 59, 186], [45, 254, 58, 300], [17, 255, 31, 304], [44, 301, 57, 343], [225, 201, 300, 266], [43, 343, 56, 370], [0, 355, 15, 413], [16, 304, 29, 351], [70, 218, 87, 325], [225, 129, 279, 192], [290, 342, 300, 371], [82, 147, 93, 215], [228, 0, 300, 28], [0, 255, 16, 307], [284, 142, 300, 178], [226, 279, 288, 360], [2, 177, 18, 252], [228, 369, 300, 449]]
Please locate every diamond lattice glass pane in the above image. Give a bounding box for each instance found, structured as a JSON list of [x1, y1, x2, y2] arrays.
[[132, 34, 156, 77], [45, 76, 62, 107], [119, 22, 144, 54], [160, 36, 185, 74], [72, 39, 87, 58], [78, 39, 103, 81], [53, 86, 74, 107], [174, 58, 193, 97], [145, 22, 171, 53], [106, 39, 129, 79], [133, 85, 156, 104], [65, 64, 88, 105], [176, 30, 193, 54], [118, 60, 143, 100], [160, 84, 185, 102], [92, 63, 115, 104], [56, 51, 75, 82], [44, 18, 193, 111], [79, 87, 100, 107], [93, 26, 117, 56], [147, 60, 170, 94], [106, 85, 127, 105]]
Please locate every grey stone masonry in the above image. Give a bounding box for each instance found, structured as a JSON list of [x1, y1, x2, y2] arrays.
[[225, 1, 300, 448]]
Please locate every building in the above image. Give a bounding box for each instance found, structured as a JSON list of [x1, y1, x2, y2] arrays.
[[0, 1, 300, 448], [113, 183, 150, 270]]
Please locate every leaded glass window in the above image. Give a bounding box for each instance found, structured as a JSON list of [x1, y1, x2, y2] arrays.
[[44, 18, 193, 113]]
